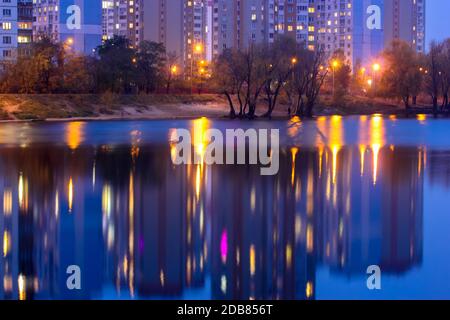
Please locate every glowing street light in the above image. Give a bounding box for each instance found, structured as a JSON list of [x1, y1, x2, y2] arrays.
[[331, 59, 339, 96], [372, 63, 381, 72], [66, 37, 74, 46], [171, 65, 178, 75], [367, 79, 373, 87], [191, 43, 204, 94], [291, 57, 298, 65], [195, 44, 203, 54]]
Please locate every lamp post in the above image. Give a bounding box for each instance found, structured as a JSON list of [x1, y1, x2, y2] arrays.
[[372, 63, 381, 93], [291, 57, 297, 81], [331, 60, 339, 96], [191, 43, 203, 94]]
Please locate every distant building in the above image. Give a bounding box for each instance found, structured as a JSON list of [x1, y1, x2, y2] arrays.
[[0, 0, 18, 66], [17, 0, 32, 57], [33, 0, 102, 55], [101, 0, 141, 47], [141, 0, 185, 64], [210, 0, 426, 68]]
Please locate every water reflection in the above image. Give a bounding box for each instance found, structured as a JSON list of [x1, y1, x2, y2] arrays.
[[0, 118, 449, 300]]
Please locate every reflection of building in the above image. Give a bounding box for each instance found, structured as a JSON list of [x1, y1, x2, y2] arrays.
[[0, 121, 426, 299]]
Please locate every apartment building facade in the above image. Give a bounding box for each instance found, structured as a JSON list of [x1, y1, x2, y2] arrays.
[[17, 0, 32, 57], [102, 0, 141, 47], [33, 0, 102, 55], [209, 0, 425, 68], [0, 0, 18, 65]]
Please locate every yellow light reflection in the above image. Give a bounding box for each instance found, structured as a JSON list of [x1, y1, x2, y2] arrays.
[[66, 122, 86, 150], [306, 224, 314, 253], [3, 231, 10, 257], [3, 189, 12, 216], [192, 117, 210, 163], [250, 245, 256, 276], [370, 115, 385, 185], [332, 145, 340, 184], [417, 114, 427, 123], [330, 115, 342, 185], [306, 281, 314, 299], [18, 173, 28, 210], [68, 178, 73, 213], [18, 274, 26, 300], [286, 244, 292, 269], [102, 184, 112, 217], [291, 147, 299, 186], [55, 191, 59, 219], [288, 116, 302, 137], [359, 145, 366, 176], [128, 171, 135, 297]]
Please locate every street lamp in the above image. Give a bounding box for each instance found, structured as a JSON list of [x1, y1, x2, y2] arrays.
[[291, 57, 298, 65], [191, 43, 203, 94], [331, 60, 339, 96], [372, 63, 381, 72], [371, 63, 381, 92]]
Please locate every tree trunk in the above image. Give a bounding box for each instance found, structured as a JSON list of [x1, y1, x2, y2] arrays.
[[224, 92, 236, 119], [305, 100, 314, 118], [295, 96, 304, 117], [433, 96, 438, 114]]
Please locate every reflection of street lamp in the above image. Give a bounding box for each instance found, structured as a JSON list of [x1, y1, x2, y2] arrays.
[[367, 79, 373, 87]]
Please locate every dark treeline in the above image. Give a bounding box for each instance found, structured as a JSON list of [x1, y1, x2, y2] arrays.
[[214, 36, 450, 118], [0, 35, 182, 94], [2, 34, 450, 118], [378, 39, 450, 112], [213, 36, 329, 118]]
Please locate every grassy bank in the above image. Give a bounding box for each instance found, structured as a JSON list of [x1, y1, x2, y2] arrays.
[[0, 93, 436, 121], [0, 93, 223, 120]]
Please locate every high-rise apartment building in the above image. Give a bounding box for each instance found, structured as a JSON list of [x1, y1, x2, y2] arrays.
[[102, 0, 141, 47], [141, 0, 209, 74], [209, 0, 426, 68], [311, 0, 426, 67], [17, 0, 33, 57], [33, 0, 102, 55], [0, 0, 18, 65]]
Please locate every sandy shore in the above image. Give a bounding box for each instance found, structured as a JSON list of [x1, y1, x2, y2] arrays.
[[0, 93, 438, 122]]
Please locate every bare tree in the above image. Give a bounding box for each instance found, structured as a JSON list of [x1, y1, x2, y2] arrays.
[[425, 41, 442, 113], [440, 39, 450, 110], [381, 40, 423, 109], [304, 48, 329, 117], [165, 52, 179, 94], [262, 36, 297, 118]]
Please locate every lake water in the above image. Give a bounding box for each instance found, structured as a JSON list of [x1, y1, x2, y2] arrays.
[[1, 115, 450, 300]]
